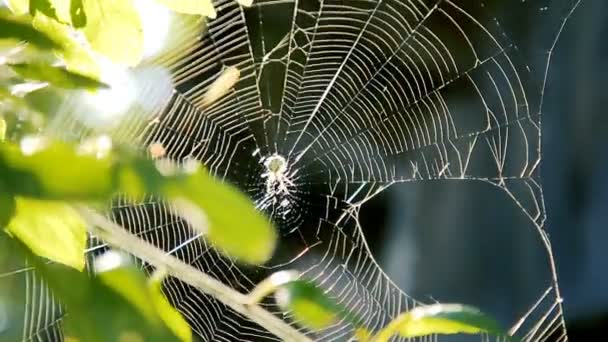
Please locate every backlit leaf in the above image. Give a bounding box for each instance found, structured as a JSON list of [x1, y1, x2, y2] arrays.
[[69, 0, 86, 27], [6, 198, 86, 270], [5, 0, 29, 15], [0, 138, 276, 264], [0, 139, 115, 200], [0, 117, 6, 142], [32, 14, 99, 78], [29, 0, 70, 24], [374, 304, 505, 341], [149, 273, 192, 342], [81, 0, 143, 66], [0, 14, 58, 50], [273, 280, 363, 330], [164, 167, 277, 264], [153, 0, 216, 19], [14, 246, 181, 342], [9, 63, 109, 89]]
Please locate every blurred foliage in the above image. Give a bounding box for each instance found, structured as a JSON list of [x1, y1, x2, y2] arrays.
[[153, 0, 216, 19], [80, 0, 143, 66], [6, 198, 86, 270], [0, 0, 510, 341], [9, 62, 108, 89]]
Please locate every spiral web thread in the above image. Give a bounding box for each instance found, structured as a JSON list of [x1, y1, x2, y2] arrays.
[[1, 0, 583, 341]]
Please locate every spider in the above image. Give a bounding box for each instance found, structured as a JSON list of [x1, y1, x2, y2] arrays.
[[261, 154, 294, 199]]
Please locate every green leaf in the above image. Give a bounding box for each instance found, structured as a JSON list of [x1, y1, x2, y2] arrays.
[[14, 246, 181, 342], [29, 0, 66, 24], [152, 0, 216, 18], [166, 168, 277, 264], [32, 14, 100, 78], [70, 0, 86, 27], [96, 252, 161, 323], [0, 139, 115, 200], [0, 138, 276, 264], [23, 86, 64, 114], [9, 63, 109, 89], [274, 280, 362, 330], [81, 0, 143, 66], [0, 117, 6, 142], [374, 304, 505, 341], [149, 273, 192, 342], [0, 182, 16, 227], [5, 0, 29, 15], [0, 14, 58, 50], [5, 198, 86, 270]]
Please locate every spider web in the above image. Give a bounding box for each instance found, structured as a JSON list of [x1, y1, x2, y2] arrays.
[[0, 0, 582, 341]]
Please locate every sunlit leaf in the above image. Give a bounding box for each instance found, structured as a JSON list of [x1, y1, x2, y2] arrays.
[[95, 252, 159, 323], [0, 117, 6, 142], [0, 139, 115, 200], [5, 198, 86, 270], [165, 166, 277, 264], [81, 0, 143, 66], [5, 0, 29, 15], [94, 251, 191, 341], [0, 138, 275, 263], [273, 280, 362, 330], [69, 0, 86, 27], [32, 14, 99, 78], [9, 63, 108, 89], [374, 304, 504, 341], [29, 0, 67, 23], [0, 14, 58, 50], [153, 0, 216, 19], [149, 272, 192, 342], [13, 245, 181, 342]]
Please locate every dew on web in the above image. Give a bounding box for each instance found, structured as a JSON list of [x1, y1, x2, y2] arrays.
[[1, 0, 584, 341]]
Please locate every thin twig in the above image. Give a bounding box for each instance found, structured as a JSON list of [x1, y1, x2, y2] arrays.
[[75, 205, 312, 342]]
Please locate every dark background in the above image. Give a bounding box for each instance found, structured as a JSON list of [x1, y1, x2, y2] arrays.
[[359, 1, 608, 340]]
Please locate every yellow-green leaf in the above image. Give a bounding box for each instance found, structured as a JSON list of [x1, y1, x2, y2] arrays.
[[81, 0, 143, 66], [15, 246, 181, 342], [273, 280, 362, 331], [0, 138, 276, 264], [374, 304, 504, 341], [166, 168, 277, 264], [69, 0, 86, 27], [6, 198, 86, 270], [0, 13, 59, 50], [0, 139, 115, 200], [153, 0, 216, 19], [93, 252, 187, 342], [150, 274, 192, 342], [29, 0, 70, 24], [6, 0, 29, 15], [96, 252, 159, 323], [9, 63, 109, 89], [32, 14, 99, 78], [0, 117, 6, 142]]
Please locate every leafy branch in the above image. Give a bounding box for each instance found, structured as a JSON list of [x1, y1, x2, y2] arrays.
[[0, 1, 515, 341]]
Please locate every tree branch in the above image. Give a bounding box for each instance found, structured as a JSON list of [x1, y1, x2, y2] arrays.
[[75, 205, 312, 342]]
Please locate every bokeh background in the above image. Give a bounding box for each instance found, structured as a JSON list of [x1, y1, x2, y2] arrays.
[[357, 1, 608, 340], [0, 0, 604, 341]]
